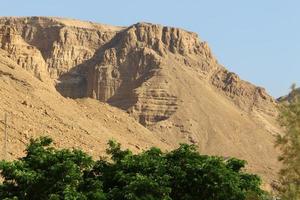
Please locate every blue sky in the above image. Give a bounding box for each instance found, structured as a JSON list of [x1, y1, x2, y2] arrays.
[[1, 0, 299, 97]]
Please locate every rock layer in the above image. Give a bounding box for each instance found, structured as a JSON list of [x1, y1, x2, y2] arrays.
[[0, 25, 48, 80], [0, 17, 277, 124]]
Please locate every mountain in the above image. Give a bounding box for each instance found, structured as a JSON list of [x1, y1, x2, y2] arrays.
[[0, 17, 281, 186]]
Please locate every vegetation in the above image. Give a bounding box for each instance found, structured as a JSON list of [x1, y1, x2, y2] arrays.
[[0, 137, 268, 200], [276, 86, 300, 200]]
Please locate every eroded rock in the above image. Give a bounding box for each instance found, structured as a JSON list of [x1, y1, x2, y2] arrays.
[[0, 17, 277, 125]]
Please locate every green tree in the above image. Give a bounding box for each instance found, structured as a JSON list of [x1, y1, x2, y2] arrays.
[[0, 137, 105, 200], [91, 141, 266, 200], [91, 141, 172, 200], [0, 137, 267, 200], [276, 86, 300, 200]]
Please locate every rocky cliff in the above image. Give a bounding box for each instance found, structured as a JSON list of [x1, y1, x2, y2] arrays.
[[0, 17, 280, 186], [0, 18, 277, 124], [0, 48, 169, 159]]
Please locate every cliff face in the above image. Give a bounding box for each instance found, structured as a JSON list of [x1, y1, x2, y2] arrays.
[[0, 24, 48, 81], [0, 49, 169, 160], [0, 17, 119, 78], [84, 22, 277, 125], [0, 17, 277, 124], [0, 17, 280, 185]]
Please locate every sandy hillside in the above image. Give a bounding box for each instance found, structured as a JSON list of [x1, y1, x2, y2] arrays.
[[0, 50, 169, 159]]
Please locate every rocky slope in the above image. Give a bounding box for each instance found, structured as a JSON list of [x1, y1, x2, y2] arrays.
[[0, 17, 280, 186], [0, 48, 169, 159]]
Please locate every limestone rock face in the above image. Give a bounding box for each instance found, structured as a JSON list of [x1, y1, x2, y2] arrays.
[[211, 68, 277, 116], [81, 23, 222, 125], [0, 50, 169, 160], [46, 26, 116, 78], [0, 17, 277, 125], [0, 17, 119, 78], [0, 24, 48, 80]]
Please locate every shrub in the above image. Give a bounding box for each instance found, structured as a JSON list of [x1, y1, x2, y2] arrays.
[[0, 137, 266, 200]]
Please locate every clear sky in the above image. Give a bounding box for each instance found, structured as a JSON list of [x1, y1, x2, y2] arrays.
[[1, 0, 299, 97]]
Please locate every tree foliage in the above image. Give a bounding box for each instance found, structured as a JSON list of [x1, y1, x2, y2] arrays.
[[276, 86, 300, 200], [0, 137, 267, 200]]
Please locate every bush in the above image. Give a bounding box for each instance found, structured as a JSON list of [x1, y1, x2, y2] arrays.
[[276, 87, 300, 200], [0, 137, 267, 200]]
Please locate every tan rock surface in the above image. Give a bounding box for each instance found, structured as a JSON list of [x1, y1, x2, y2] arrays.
[[0, 49, 169, 160], [0, 17, 281, 186]]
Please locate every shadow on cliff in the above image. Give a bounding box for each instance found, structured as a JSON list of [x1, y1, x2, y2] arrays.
[[55, 27, 159, 112]]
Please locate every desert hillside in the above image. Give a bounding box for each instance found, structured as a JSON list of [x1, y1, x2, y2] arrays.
[[0, 49, 169, 158], [0, 17, 281, 185]]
